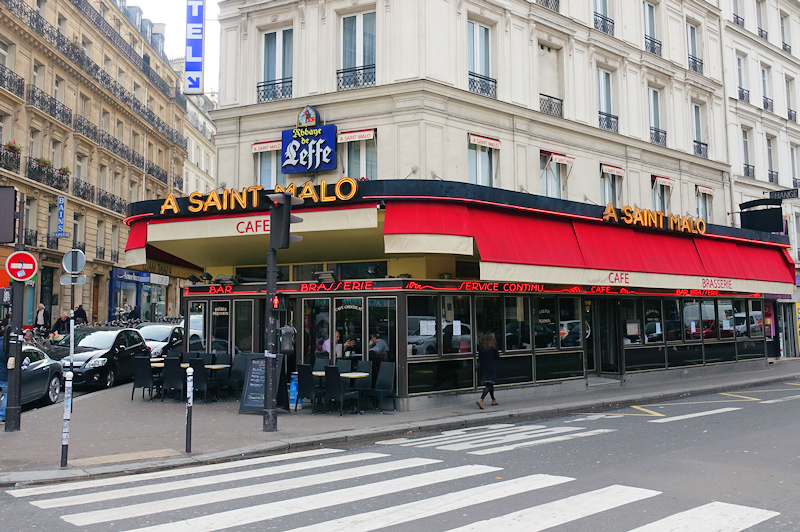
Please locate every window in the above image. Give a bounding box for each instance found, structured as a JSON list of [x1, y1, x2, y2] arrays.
[[81, 37, 92, 58], [762, 65, 771, 99], [76, 155, 86, 180], [0, 115, 4, 144], [767, 137, 775, 171], [116, 121, 124, 141], [36, 0, 46, 17], [54, 77, 63, 102], [73, 214, 85, 244], [621, 299, 642, 345], [51, 140, 61, 167], [345, 138, 377, 180], [468, 142, 495, 187], [781, 14, 791, 47], [258, 150, 284, 189], [787, 78, 794, 113], [118, 68, 125, 86], [756, 0, 766, 32], [742, 129, 750, 165], [111, 224, 119, 254], [57, 14, 66, 34], [601, 168, 620, 206], [341, 11, 376, 85], [687, 23, 699, 58], [692, 103, 702, 143], [737, 54, 746, 88], [99, 165, 108, 191], [32, 63, 41, 89], [260, 29, 293, 101], [696, 187, 711, 220], [0, 40, 7, 67], [540, 154, 562, 199], [47, 204, 57, 235], [644, 2, 657, 39], [649, 87, 664, 145], [792, 145, 798, 181], [79, 95, 89, 116], [652, 179, 670, 212], [97, 220, 105, 250], [468, 21, 490, 78], [597, 69, 612, 114]]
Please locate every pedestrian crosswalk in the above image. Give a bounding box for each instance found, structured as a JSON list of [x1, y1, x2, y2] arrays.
[[6, 448, 779, 532]]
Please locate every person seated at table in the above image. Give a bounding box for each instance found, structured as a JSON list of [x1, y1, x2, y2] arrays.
[[321, 330, 355, 357], [368, 332, 388, 356]]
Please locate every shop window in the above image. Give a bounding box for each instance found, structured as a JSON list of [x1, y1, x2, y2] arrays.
[[333, 261, 386, 280], [539, 154, 562, 199], [701, 300, 717, 340], [718, 300, 735, 339], [560, 297, 582, 348], [334, 297, 363, 358], [303, 298, 330, 363], [505, 296, 531, 351], [643, 299, 662, 343], [664, 299, 682, 341], [683, 300, 702, 340], [408, 295, 438, 356], [368, 297, 396, 368], [468, 142, 495, 187], [293, 263, 323, 282], [535, 297, 557, 348], [749, 300, 764, 337], [733, 299, 748, 337], [188, 302, 206, 351], [344, 138, 377, 180], [475, 297, 502, 350], [258, 150, 285, 189], [620, 299, 642, 345], [443, 295, 472, 354]]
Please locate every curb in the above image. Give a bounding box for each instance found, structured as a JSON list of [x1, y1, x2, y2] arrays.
[[2, 370, 798, 487]]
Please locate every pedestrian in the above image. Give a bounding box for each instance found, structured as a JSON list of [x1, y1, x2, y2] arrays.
[[476, 331, 500, 409], [0, 330, 7, 423], [35, 303, 50, 330], [74, 304, 87, 325], [128, 306, 140, 320], [51, 312, 70, 335]]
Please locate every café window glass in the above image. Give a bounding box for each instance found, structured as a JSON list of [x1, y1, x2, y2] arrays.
[[749, 300, 764, 337], [443, 295, 472, 354], [683, 300, 702, 341], [188, 302, 206, 351], [234, 300, 254, 353], [408, 296, 438, 356], [504, 296, 531, 351], [475, 297, 502, 351], [294, 264, 324, 282], [334, 298, 363, 358], [303, 299, 330, 363], [368, 297, 396, 365], [733, 299, 748, 337], [718, 299, 735, 339], [535, 297, 557, 348], [643, 299, 663, 343], [210, 301, 231, 354], [620, 299, 642, 345], [560, 297, 582, 348], [333, 261, 387, 280], [664, 299, 682, 341], [701, 300, 717, 340]]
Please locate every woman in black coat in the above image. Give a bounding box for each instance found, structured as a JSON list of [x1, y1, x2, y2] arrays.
[[476, 332, 500, 409]]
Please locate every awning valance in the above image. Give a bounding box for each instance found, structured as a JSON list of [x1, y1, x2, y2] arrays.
[[468, 134, 501, 150], [252, 140, 282, 153], [338, 129, 375, 143], [601, 164, 625, 176]]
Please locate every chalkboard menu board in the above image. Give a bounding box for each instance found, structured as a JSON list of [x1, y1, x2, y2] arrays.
[[239, 353, 290, 414]]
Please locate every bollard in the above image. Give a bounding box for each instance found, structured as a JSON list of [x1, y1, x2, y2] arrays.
[[185, 367, 193, 453], [60, 372, 73, 467]]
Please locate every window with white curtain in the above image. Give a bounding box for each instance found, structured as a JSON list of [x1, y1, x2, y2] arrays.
[[468, 143, 495, 187], [643, 2, 657, 39], [263, 29, 293, 82], [342, 12, 375, 70], [259, 150, 285, 189], [652, 180, 670, 212], [468, 20, 490, 77], [687, 23, 699, 58], [767, 137, 775, 171], [696, 188, 711, 221], [597, 68, 613, 114], [540, 154, 562, 199], [692, 103, 703, 142], [649, 87, 661, 130], [600, 170, 620, 206], [791, 145, 798, 181], [344, 138, 377, 180]]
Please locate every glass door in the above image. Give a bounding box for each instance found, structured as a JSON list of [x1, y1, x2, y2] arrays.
[[586, 298, 619, 374], [302, 298, 330, 365]]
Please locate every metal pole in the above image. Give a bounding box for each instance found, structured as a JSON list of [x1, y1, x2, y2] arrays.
[[60, 372, 73, 467], [263, 247, 277, 432], [5, 192, 25, 432], [185, 367, 193, 453]]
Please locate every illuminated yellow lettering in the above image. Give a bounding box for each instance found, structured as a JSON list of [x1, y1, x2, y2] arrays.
[[222, 189, 229, 210], [203, 190, 222, 212], [160, 194, 179, 215], [696, 218, 706, 234], [187, 191, 204, 213], [622, 205, 633, 224], [248, 186, 264, 207], [656, 211, 665, 229], [680, 216, 691, 233], [230, 188, 247, 210], [298, 181, 319, 202], [645, 209, 658, 228], [632, 207, 644, 226], [668, 213, 681, 230], [319, 179, 335, 202], [335, 177, 358, 201], [602, 203, 618, 222]]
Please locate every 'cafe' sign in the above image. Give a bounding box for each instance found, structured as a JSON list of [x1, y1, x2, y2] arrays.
[[281, 106, 337, 173]]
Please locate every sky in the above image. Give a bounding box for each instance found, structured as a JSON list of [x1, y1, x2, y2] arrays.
[[128, 0, 221, 93]]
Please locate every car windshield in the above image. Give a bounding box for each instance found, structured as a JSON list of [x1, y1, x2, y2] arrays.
[[57, 330, 117, 350], [137, 325, 171, 342]]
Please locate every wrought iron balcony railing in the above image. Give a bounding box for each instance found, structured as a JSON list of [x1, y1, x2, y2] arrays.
[[764, 96, 774, 112], [599, 111, 619, 133], [111, 249, 119, 263], [99, 130, 131, 162], [594, 12, 614, 36], [26, 157, 69, 191], [26, 84, 72, 126], [688, 55, 703, 75], [758, 27, 768, 40], [539, 94, 563, 118], [744, 164, 755, 178], [536, 0, 559, 12], [789, 109, 797, 122], [784, 42, 792, 53], [768, 170, 779, 183], [337, 65, 376, 91], [794, 178, 800, 189], [257, 78, 292, 103], [74, 241, 86, 253], [172, 173, 184, 191], [0, 63, 24, 98], [129, 149, 145, 170], [97, 189, 127, 215], [73, 115, 99, 143], [693, 140, 708, 158], [170, 86, 187, 110], [73, 178, 95, 202], [46, 235, 58, 250], [146, 160, 168, 184], [738, 87, 750, 103], [96, 246, 105, 260], [468, 71, 497, 99], [0, 146, 20, 173], [24, 229, 37, 247], [645, 35, 662, 56], [650, 127, 667, 147], [733, 14, 745, 27], [187, 114, 215, 141]]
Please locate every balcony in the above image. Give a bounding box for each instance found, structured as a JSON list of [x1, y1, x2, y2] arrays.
[[129, 149, 144, 170], [789, 109, 796, 122], [763, 96, 774, 112], [693, 140, 708, 159], [73, 178, 95, 202], [146, 160, 168, 184], [96, 246, 105, 260], [188, 114, 214, 141], [0, 63, 25, 98], [24, 229, 37, 247], [598, 112, 619, 133], [539, 94, 563, 118], [645, 35, 662, 57], [97, 189, 127, 215], [784, 42, 792, 54], [172, 173, 184, 191], [46, 235, 58, 250], [536, 0, 559, 12], [794, 178, 800, 189], [257, 78, 292, 103], [337, 65, 376, 91], [26, 157, 69, 191], [73, 115, 99, 143], [111, 250, 119, 263], [688, 55, 703, 75], [758, 28, 768, 40], [26, 84, 72, 126], [650, 127, 667, 147], [768, 170, 779, 183], [170, 87, 187, 111], [74, 241, 86, 253], [738, 87, 750, 103], [744, 164, 755, 178], [99, 130, 131, 162], [594, 12, 614, 37], [0, 146, 21, 173], [468, 72, 497, 99], [733, 14, 745, 27]]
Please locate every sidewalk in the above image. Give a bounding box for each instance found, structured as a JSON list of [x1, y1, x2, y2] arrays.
[[2, 358, 799, 486]]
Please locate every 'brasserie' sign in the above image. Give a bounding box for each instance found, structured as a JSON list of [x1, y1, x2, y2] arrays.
[[281, 106, 337, 174]]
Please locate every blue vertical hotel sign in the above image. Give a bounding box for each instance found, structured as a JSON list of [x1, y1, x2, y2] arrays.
[[185, 0, 205, 95]]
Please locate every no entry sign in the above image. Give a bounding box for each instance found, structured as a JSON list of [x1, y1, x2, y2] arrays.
[[5, 251, 38, 282]]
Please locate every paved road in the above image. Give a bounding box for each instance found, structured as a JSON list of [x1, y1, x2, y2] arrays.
[[2, 381, 798, 531]]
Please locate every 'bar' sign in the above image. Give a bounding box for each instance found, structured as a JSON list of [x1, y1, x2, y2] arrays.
[[185, 0, 205, 95]]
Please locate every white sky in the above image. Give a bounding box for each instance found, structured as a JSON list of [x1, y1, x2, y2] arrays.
[[128, 0, 221, 93]]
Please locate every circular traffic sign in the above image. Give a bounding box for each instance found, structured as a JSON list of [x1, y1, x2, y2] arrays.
[[62, 249, 86, 274], [5, 251, 38, 282]]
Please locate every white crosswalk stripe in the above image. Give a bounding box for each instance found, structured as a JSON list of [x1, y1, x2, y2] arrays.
[[7, 448, 780, 532]]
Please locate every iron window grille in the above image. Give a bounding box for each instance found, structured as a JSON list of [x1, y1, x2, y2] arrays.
[[650, 127, 667, 147], [733, 14, 745, 27], [26, 84, 72, 126], [768, 170, 779, 183], [536, 0, 559, 12], [540, 94, 563, 118], [688, 55, 703, 75], [336, 65, 376, 91], [763, 96, 774, 112], [24, 229, 37, 247], [0, 63, 25, 98], [96, 246, 105, 260], [73, 178, 95, 202], [594, 12, 614, 36], [784, 42, 792, 53], [257, 78, 292, 102], [598, 111, 619, 133], [789, 109, 797, 122], [693, 140, 708, 158], [744, 164, 755, 178], [645, 35, 662, 56], [26, 157, 69, 191], [468, 71, 497, 99], [738, 87, 750, 103], [46, 235, 58, 250], [111, 250, 119, 263], [0, 145, 20, 173], [758, 28, 768, 40]]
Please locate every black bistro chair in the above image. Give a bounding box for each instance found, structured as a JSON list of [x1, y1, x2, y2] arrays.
[[132, 356, 160, 400], [295, 364, 324, 414], [335, 358, 352, 375], [221, 353, 247, 399], [161, 357, 185, 402], [364, 362, 396, 413], [324, 366, 359, 416], [189, 358, 219, 403]]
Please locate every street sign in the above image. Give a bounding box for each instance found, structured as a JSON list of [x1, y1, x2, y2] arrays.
[[62, 249, 86, 274], [60, 275, 87, 286], [769, 189, 799, 200], [184, 0, 206, 95], [54, 196, 66, 237], [5, 251, 38, 282]]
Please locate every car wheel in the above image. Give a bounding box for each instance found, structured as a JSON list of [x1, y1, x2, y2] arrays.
[[44, 375, 61, 405], [104, 367, 116, 388], [426, 346, 436, 355]]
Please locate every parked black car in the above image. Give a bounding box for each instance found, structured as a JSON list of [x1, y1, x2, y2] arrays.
[[20, 345, 63, 405], [48, 327, 150, 388], [135, 323, 184, 358]]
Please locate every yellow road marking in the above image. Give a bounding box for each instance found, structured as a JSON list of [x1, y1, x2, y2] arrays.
[[718, 392, 760, 401], [631, 405, 665, 417]]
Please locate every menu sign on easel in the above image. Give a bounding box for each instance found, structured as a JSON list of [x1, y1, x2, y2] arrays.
[[239, 353, 290, 414]]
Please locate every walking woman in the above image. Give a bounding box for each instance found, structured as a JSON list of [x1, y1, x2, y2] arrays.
[[476, 332, 500, 409]]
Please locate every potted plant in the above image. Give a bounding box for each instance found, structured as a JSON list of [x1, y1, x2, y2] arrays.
[[3, 141, 22, 155], [58, 166, 71, 176], [33, 157, 53, 168]]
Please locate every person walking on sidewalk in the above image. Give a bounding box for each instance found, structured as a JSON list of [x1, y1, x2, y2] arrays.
[[476, 332, 500, 409]]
